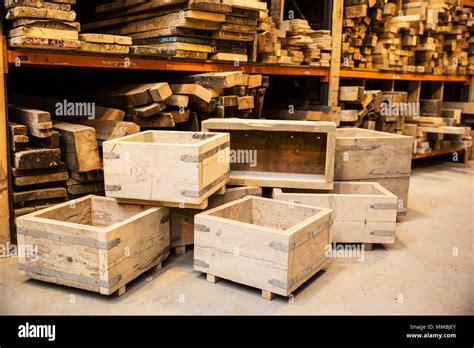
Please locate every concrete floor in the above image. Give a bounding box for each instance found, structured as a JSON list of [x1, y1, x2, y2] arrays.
[[1, 160, 473, 315]]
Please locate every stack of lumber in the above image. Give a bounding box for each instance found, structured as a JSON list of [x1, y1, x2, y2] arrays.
[[338, 86, 416, 133], [403, 122, 471, 155], [5, 0, 81, 51], [279, 20, 332, 67], [8, 105, 68, 219], [9, 94, 144, 201], [74, 72, 268, 129], [83, 0, 267, 62], [469, 12, 474, 74], [341, 0, 472, 74], [256, 15, 288, 64]]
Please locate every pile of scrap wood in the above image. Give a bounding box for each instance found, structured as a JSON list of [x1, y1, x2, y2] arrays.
[[280, 20, 332, 67], [8, 105, 68, 219], [342, 0, 471, 74], [257, 18, 332, 66], [82, 0, 267, 62], [64, 72, 268, 130], [5, 0, 81, 51], [9, 94, 143, 208]]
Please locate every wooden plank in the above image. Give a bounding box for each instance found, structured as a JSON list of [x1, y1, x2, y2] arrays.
[[13, 187, 67, 204], [0, 19, 10, 244], [76, 119, 140, 141], [329, 0, 343, 107], [181, 72, 245, 88], [13, 148, 61, 170], [8, 105, 52, 138], [6, 7, 77, 22], [53, 122, 101, 173]]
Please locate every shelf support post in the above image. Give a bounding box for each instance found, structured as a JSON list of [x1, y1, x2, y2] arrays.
[[328, 0, 343, 107]]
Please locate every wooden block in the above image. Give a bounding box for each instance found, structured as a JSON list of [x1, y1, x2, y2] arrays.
[[8, 105, 52, 138], [166, 95, 190, 108], [14, 171, 69, 187], [6, 6, 77, 22], [30, 131, 60, 149], [247, 75, 262, 88], [70, 169, 104, 183], [12, 163, 67, 178], [340, 110, 359, 122], [16, 196, 170, 295], [131, 113, 176, 128], [202, 119, 336, 190], [170, 84, 213, 103], [218, 96, 238, 107], [103, 131, 230, 205], [170, 186, 262, 249], [339, 86, 364, 102], [273, 182, 397, 244], [8, 36, 81, 50], [8, 26, 79, 40], [420, 99, 443, 117], [335, 128, 413, 181], [102, 83, 173, 106], [237, 96, 254, 110], [79, 41, 130, 54], [53, 122, 102, 173], [194, 196, 333, 298], [345, 4, 367, 18], [132, 103, 166, 118], [76, 119, 140, 142], [182, 72, 245, 88], [402, 124, 417, 137], [66, 181, 105, 196], [13, 187, 67, 204], [94, 106, 125, 121], [13, 148, 61, 170], [79, 33, 132, 46]]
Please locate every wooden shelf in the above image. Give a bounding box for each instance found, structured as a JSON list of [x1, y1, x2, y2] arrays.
[[340, 68, 470, 84], [6, 49, 330, 81], [413, 147, 465, 159]]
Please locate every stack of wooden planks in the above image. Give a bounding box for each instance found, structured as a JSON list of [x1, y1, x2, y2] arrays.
[[341, 0, 471, 74], [469, 12, 474, 74], [9, 95, 144, 204], [70, 72, 268, 130], [82, 0, 267, 62], [79, 33, 132, 54], [5, 0, 82, 51], [279, 20, 332, 67], [8, 105, 68, 219]]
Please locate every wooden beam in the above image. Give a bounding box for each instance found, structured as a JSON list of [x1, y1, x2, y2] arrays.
[[328, 0, 343, 106], [270, 0, 284, 26], [0, 19, 10, 244]]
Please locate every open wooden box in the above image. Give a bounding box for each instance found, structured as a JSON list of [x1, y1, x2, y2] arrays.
[[194, 196, 333, 300], [335, 128, 414, 180], [202, 119, 336, 190], [103, 130, 230, 208], [273, 182, 397, 245], [16, 195, 170, 296], [335, 128, 413, 214]]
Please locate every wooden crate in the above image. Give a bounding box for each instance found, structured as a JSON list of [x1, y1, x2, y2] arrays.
[[103, 130, 230, 207], [170, 186, 262, 255], [273, 182, 397, 245], [335, 128, 413, 214], [202, 119, 336, 190], [194, 196, 333, 300], [335, 128, 413, 180], [16, 195, 170, 296]]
